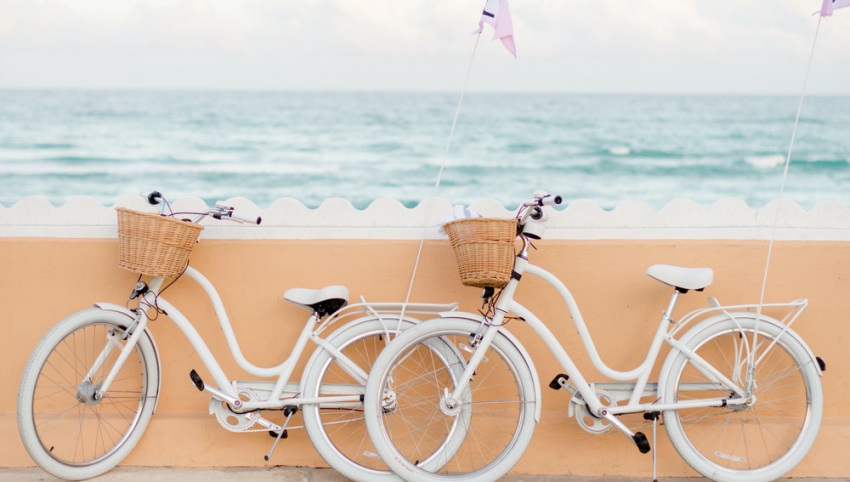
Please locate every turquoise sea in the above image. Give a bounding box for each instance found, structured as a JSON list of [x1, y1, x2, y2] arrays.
[[1, 90, 848, 210]]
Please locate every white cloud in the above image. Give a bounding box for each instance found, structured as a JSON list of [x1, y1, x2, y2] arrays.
[[0, 0, 847, 93]]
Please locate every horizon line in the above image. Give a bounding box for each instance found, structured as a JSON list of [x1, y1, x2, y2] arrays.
[[2, 87, 850, 97]]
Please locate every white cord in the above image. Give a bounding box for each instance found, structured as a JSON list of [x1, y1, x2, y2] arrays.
[[397, 33, 483, 327], [753, 15, 823, 358]]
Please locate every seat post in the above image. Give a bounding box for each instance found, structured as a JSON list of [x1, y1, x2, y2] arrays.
[[661, 289, 682, 324]]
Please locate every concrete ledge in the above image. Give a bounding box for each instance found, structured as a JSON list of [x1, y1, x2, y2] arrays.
[[2, 196, 850, 240]]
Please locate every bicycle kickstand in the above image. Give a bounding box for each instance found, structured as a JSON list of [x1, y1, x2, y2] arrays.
[[643, 412, 661, 482], [264, 406, 298, 461]]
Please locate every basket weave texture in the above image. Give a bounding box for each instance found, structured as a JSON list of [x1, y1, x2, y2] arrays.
[[116, 208, 204, 279], [443, 217, 517, 288]]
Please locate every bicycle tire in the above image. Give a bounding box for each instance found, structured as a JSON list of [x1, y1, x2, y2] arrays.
[[18, 308, 160, 481], [660, 316, 823, 482], [301, 317, 417, 482], [364, 317, 538, 482]]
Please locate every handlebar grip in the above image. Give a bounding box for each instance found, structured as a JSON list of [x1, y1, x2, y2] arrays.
[[537, 195, 563, 207], [230, 209, 262, 225], [147, 191, 162, 205]]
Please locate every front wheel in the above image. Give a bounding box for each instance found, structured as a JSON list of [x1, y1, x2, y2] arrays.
[[364, 317, 539, 482], [18, 308, 160, 481], [661, 316, 823, 482]]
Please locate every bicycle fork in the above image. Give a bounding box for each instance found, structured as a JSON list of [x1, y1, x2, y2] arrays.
[[90, 308, 151, 401]]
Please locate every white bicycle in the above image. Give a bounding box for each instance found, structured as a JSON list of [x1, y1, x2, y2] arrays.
[[364, 190, 825, 482], [17, 191, 458, 481]]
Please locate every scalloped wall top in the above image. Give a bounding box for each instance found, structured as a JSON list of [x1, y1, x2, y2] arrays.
[[2, 196, 850, 240]]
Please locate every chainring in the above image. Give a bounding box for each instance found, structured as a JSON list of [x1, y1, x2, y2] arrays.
[[212, 389, 261, 432]]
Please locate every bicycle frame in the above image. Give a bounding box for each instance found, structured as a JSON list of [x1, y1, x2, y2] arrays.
[[95, 265, 458, 413], [446, 234, 812, 428]]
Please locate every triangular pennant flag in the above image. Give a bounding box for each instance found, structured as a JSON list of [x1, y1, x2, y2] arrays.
[[821, 0, 850, 16], [475, 0, 517, 58]]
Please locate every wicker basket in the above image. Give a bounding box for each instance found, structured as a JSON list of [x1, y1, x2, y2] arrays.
[[116, 208, 204, 279], [443, 217, 518, 288]]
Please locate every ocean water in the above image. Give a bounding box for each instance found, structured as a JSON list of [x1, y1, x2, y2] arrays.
[[1, 90, 848, 211]]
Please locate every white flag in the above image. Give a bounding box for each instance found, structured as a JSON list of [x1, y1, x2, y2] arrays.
[[475, 0, 517, 58], [821, 0, 850, 16]]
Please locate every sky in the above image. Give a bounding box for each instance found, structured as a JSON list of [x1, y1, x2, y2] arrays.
[[1, 0, 849, 94]]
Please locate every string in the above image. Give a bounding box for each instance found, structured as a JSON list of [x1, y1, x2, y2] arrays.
[[397, 33, 483, 328], [752, 14, 823, 360]]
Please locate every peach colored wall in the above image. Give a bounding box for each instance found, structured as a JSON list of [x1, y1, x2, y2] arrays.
[[2, 236, 848, 478]]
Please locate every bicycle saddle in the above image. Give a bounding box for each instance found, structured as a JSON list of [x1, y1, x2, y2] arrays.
[[646, 264, 713, 291], [284, 285, 349, 316]]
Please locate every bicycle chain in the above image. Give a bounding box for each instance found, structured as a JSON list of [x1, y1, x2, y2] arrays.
[[217, 413, 366, 434]]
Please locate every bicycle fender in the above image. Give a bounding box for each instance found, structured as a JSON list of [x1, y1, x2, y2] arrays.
[[659, 311, 823, 392], [333, 313, 424, 332], [92, 303, 163, 412], [93, 302, 137, 320], [439, 311, 543, 423]]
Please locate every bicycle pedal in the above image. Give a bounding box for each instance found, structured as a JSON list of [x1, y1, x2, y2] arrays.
[[548, 373, 569, 390], [189, 369, 205, 391], [268, 429, 288, 440], [633, 432, 651, 454]]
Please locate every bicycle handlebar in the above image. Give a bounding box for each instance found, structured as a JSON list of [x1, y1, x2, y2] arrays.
[[517, 191, 562, 225], [230, 209, 263, 225], [140, 191, 262, 225], [522, 191, 562, 208], [214, 202, 262, 225]]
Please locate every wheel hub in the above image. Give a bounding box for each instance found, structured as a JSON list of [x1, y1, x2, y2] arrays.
[[381, 390, 398, 414], [727, 393, 754, 412], [75, 380, 102, 406], [439, 392, 462, 417]]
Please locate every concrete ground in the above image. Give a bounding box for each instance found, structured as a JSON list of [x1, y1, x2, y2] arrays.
[[0, 467, 846, 482]]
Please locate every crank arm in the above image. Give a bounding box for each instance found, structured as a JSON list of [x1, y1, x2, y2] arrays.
[[190, 369, 244, 410]]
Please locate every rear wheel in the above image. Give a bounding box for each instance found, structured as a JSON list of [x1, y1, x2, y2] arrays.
[[661, 317, 823, 482], [18, 308, 160, 481]]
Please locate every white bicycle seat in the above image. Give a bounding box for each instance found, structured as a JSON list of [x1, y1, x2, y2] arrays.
[[646, 264, 713, 291], [284, 285, 350, 316]]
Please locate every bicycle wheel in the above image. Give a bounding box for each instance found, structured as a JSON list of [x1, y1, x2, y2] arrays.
[[301, 317, 418, 482], [18, 308, 160, 481], [364, 317, 538, 482], [661, 316, 823, 482]]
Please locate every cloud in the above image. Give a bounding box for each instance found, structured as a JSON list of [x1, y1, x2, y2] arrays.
[[0, 0, 847, 93]]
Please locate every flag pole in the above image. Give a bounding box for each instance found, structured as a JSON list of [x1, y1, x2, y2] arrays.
[[752, 14, 823, 361], [396, 32, 483, 330]]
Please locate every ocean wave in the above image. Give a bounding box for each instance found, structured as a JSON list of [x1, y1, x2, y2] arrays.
[[0, 162, 340, 176], [602, 147, 685, 159], [744, 155, 850, 169], [744, 155, 786, 169], [795, 157, 850, 170], [1, 91, 849, 210], [0, 142, 78, 150]]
